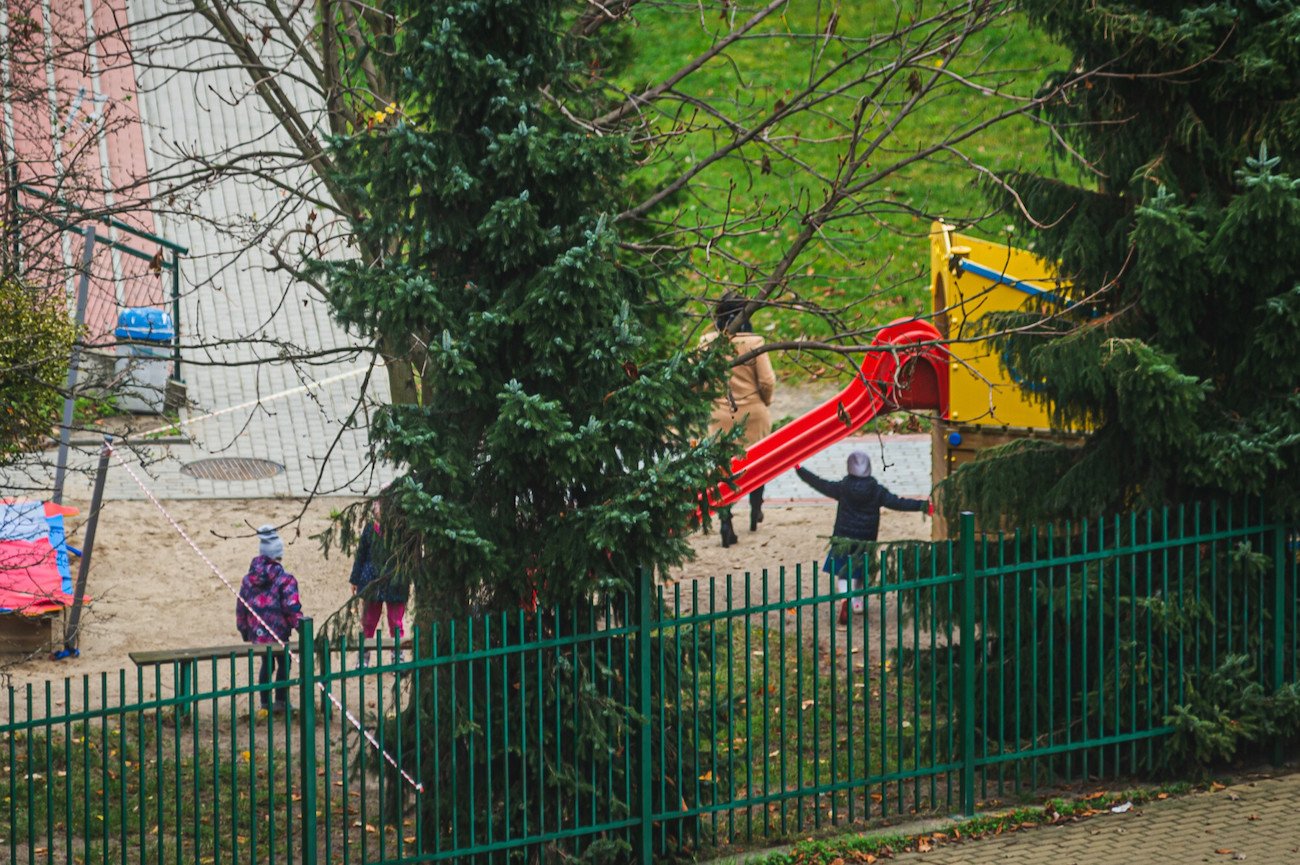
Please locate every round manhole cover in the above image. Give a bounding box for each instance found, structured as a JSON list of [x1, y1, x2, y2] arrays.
[[181, 457, 285, 481]]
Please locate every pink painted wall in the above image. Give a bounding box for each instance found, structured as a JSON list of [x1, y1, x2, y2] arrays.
[[7, 0, 163, 344]]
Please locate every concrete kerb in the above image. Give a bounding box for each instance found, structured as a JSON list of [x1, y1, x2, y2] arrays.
[[694, 769, 1292, 865], [698, 812, 966, 865]]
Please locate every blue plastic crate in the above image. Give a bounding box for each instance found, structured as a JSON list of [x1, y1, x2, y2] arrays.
[[114, 307, 174, 342]]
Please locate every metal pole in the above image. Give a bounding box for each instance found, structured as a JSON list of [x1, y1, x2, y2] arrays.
[[1273, 521, 1287, 765], [52, 225, 97, 505], [636, 566, 653, 864], [58, 436, 111, 658], [7, 164, 20, 272], [960, 511, 977, 816], [298, 618, 319, 864], [170, 253, 182, 383]]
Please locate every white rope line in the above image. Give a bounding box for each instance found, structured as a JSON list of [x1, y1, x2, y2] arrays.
[[110, 446, 425, 793], [134, 367, 369, 440]]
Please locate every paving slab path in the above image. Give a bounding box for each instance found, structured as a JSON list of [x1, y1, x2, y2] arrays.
[[894, 773, 1300, 865], [710, 771, 1300, 865]]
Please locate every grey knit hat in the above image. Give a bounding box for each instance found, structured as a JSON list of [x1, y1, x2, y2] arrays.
[[257, 525, 284, 560], [847, 451, 872, 478]]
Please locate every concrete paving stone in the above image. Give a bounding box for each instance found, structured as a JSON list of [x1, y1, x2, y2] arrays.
[[888, 774, 1300, 865], [766, 434, 933, 501], [6, 3, 936, 507]]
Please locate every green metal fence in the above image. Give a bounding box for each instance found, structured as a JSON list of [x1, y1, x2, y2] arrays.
[[2, 499, 1295, 863]]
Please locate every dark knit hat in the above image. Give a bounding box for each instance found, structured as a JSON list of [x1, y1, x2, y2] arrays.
[[714, 291, 749, 331]]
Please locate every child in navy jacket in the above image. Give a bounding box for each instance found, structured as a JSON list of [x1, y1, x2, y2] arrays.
[[795, 451, 927, 625]]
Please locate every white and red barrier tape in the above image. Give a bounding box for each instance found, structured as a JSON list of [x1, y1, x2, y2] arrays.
[[110, 445, 424, 794]]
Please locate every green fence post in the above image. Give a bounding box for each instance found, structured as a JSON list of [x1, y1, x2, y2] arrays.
[[298, 619, 319, 865], [636, 566, 654, 865], [960, 512, 977, 816], [1274, 523, 1288, 766]]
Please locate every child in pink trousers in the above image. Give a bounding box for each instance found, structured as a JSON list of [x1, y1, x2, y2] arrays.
[[349, 501, 409, 667]]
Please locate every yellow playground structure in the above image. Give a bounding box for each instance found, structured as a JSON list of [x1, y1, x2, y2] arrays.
[[927, 222, 1086, 535]]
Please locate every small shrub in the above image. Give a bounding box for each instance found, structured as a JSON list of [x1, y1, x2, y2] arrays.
[[0, 276, 75, 463]]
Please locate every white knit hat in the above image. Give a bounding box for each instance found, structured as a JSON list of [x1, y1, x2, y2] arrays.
[[257, 525, 284, 560]]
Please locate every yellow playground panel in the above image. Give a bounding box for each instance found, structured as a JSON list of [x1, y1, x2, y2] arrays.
[[926, 223, 1088, 537], [929, 221, 1067, 429]]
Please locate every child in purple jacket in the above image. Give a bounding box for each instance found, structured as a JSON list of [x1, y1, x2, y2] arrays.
[[236, 526, 303, 713]]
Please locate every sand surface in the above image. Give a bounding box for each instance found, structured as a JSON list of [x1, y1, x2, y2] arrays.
[[2, 496, 929, 694], [3, 497, 358, 693]]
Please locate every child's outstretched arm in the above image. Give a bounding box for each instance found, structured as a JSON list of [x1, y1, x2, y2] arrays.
[[795, 465, 843, 500], [880, 487, 927, 512]]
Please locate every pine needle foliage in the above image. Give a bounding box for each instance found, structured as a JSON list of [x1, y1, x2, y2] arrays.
[[319, 0, 732, 618], [942, 2, 1300, 523], [317, 5, 736, 856]]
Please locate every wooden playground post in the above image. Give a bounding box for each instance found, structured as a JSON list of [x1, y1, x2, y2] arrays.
[[58, 436, 110, 658], [53, 225, 98, 506]]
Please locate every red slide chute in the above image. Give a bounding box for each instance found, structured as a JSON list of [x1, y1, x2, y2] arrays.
[[707, 318, 948, 510]]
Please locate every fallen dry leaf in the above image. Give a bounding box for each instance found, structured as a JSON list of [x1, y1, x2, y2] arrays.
[[1247, 814, 1260, 821], [1215, 849, 1234, 855]]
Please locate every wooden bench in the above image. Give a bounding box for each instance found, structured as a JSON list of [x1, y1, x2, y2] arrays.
[[130, 642, 300, 716], [129, 638, 413, 717]]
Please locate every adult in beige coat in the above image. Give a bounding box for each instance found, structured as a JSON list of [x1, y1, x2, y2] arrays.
[[699, 294, 777, 547]]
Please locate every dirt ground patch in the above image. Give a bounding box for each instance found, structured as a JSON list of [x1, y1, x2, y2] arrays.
[[1, 496, 928, 693], [3, 497, 358, 693], [667, 504, 933, 665]]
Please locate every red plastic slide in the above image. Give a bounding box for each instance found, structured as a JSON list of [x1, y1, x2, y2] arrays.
[[707, 318, 948, 509]]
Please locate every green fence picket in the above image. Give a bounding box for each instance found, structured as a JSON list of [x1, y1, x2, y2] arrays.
[[1, 499, 1294, 863]]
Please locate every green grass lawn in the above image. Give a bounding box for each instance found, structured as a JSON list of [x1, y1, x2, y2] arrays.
[[619, 3, 1071, 380]]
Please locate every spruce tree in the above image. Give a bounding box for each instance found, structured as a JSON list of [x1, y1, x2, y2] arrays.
[[944, 1, 1300, 523], [322, 0, 730, 617], [319, 6, 731, 850]]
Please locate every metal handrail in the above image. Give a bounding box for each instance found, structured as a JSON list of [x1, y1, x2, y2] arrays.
[[13, 182, 188, 254], [9, 180, 188, 383]]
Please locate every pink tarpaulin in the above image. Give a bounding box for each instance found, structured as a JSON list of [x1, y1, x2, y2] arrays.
[[0, 501, 85, 616]]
